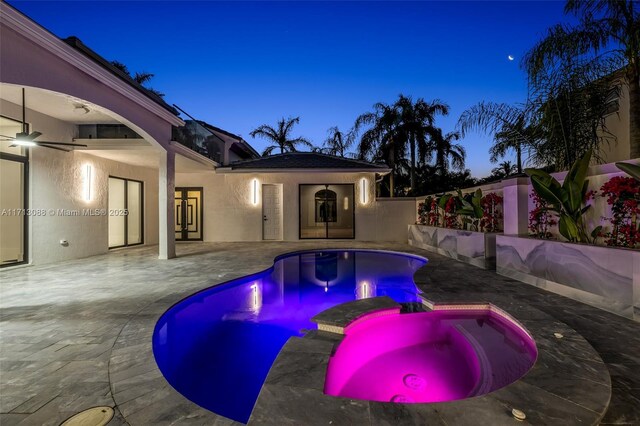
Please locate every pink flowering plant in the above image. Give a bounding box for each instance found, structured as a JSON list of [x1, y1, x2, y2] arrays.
[[600, 176, 640, 248]]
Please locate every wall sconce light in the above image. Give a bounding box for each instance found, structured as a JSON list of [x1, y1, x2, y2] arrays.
[[83, 164, 92, 202], [360, 178, 367, 204], [343, 196, 349, 210], [251, 178, 259, 205]]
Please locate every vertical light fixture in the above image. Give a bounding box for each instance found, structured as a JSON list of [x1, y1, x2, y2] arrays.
[[252, 178, 258, 205], [83, 164, 92, 202], [343, 196, 349, 210], [360, 178, 367, 204]]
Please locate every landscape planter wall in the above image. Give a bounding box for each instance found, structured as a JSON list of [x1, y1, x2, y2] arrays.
[[408, 224, 498, 269], [496, 234, 640, 322]]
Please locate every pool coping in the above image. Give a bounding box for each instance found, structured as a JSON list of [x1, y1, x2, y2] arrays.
[[248, 277, 612, 425]]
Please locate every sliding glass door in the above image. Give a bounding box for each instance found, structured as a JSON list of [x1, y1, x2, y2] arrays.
[[1, 116, 28, 267], [108, 177, 143, 248], [299, 184, 354, 239]]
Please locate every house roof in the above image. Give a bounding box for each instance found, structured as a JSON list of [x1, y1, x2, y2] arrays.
[[63, 36, 179, 116], [187, 120, 260, 160], [224, 152, 390, 171]]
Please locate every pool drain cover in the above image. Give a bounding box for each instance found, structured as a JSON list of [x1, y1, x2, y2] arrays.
[[403, 374, 426, 391], [61, 406, 114, 426]]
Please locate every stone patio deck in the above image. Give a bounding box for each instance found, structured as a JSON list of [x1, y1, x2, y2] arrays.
[[1, 242, 639, 425]]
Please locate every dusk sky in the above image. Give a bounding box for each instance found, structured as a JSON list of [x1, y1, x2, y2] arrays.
[[9, 1, 574, 177]]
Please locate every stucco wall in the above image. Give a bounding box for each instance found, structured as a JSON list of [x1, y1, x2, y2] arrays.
[[0, 103, 160, 265], [29, 148, 159, 265], [175, 171, 414, 242]]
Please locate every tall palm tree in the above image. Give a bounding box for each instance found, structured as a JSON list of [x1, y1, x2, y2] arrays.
[[395, 95, 449, 192], [250, 117, 312, 156], [322, 126, 355, 157], [428, 129, 466, 175], [523, 0, 640, 158], [354, 102, 405, 197], [457, 101, 540, 174]]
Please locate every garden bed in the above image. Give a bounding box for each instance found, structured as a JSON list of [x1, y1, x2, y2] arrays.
[[496, 234, 640, 321], [408, 224, 498, 269]]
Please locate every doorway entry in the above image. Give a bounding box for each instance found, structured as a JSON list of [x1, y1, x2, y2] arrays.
[[108, 176, 144, 248], [262, 184, 283, 240], [175, 187, 203, 241], [299, 184, 355, 239]]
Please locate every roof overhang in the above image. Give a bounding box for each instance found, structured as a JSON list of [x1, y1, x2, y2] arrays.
[[171, 141, 219, 170], [215, 167, 391, 174], [1, 3, 184, 128]]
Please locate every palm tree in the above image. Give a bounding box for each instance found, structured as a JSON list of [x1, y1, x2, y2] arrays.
[[428, 129, 466, 175], [354, 102, 405, 197], [110, 61, 165, 97], [250, 117, 312, 156], [395, 95, 449, 192], [457, 101, 540, 174], [322, 126, 355, 157], [523, 0, 640, 158], [491, 161, 518, 178]]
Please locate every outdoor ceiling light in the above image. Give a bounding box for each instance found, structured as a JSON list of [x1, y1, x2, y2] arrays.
[[360, 178, 367, 204], [12, 139, 36, 147], [73, 105, 90, 115]]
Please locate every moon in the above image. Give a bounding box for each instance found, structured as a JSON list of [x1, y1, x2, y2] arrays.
[[508, 55, 515, 61]]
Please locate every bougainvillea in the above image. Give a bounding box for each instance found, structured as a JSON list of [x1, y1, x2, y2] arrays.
[[417, 201, 428, 225], [428, 198, 439, 226], [529, 191, 557, 239], [479, 192, 503, 232], [444, 196, 458, 229], [600, 176, 640, 248]]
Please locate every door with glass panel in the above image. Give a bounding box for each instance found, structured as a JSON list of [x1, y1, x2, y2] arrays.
[[108, 177, 143, 248], [175, 188, 203, 241], [299, 184, 355, 239], [1, 116, 29, 267]]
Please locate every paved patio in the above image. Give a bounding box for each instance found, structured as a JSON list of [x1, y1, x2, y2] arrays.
[[0, 242, 639, 425]]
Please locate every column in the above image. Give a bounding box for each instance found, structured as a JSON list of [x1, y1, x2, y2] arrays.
[[158, 147, 176, 259], [502, 176, 529, 235]]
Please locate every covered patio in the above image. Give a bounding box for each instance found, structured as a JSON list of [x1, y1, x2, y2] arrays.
[[0, 242, 638, 425]]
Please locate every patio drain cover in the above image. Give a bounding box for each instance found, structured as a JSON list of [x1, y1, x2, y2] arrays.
[[61, 406, 114, 426]]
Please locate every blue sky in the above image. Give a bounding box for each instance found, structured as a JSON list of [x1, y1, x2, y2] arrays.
[[9, 1, 572, 177]]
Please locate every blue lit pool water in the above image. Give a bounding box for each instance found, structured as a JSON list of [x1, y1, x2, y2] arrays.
[[152, 250, 426, 423]]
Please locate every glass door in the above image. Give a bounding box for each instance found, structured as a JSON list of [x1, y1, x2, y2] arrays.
[[299, 184, 354, 239], [175, 188, 203, 241], [108, 177, 143, 248], [1, 116, 28, 267]]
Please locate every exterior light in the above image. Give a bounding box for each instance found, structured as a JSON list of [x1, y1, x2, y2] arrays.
[[251, 178, 258, 205], [12, 139, 36, 147], [343, 196, 349, 210], [73, 105, 90, 115], [360, 178, 367, 204], [83, 164, 92, 202]]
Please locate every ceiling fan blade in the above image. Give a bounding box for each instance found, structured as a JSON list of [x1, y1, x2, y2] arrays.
[[35, 143, 70, 152], [27, 131, 42, 140], [36, 141, 88, 147], [0, 134, 16, 140]]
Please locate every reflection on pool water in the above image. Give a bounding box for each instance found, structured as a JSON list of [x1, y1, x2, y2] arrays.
[[152, 250, 427, 423]]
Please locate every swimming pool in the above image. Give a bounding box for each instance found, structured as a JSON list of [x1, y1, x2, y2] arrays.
[[152, 250, 427, 423]]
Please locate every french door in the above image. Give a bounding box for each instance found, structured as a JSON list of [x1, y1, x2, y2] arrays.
[[175, 187, 203, 241], [299, 184, 355, 239], [108, 177, 143, 248]]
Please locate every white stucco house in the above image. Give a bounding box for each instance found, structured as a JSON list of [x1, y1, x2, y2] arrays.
[[0, 3, 416, 268]]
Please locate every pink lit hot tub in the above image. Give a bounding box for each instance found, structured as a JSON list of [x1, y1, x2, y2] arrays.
[[324, 308, 537, 403]]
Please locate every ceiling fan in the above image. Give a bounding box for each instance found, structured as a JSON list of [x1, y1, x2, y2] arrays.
[[0, 88, 88, 152]]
